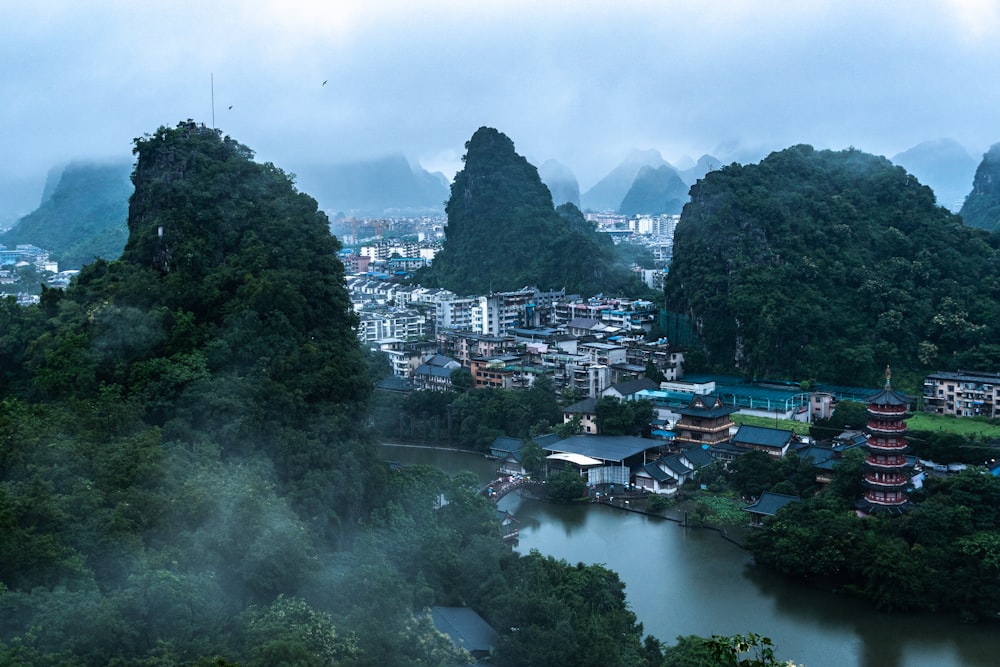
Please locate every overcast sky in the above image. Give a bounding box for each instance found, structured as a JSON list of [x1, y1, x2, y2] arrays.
[[3, 0, 1000, 221]]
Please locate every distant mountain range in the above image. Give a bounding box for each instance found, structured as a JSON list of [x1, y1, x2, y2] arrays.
[[4, 137, 997, 270], [290, 154, 450, 218], [581, 148, 670, 212], [577, 149, 724, 215], [891, 138, 977, 212]]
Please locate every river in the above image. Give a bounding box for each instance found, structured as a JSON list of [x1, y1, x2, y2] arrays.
[[380, 444, 996, 667]]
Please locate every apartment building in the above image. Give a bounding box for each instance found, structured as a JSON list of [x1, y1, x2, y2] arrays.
[[357, 306, 427, 343], [923, 370, 1000, 418]]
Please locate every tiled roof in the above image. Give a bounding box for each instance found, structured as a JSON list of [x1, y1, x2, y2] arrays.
[[866, 387, 910, 407], [743, 492, 799, 516], [732, 424, 794, 449], [430, 607, 498, 655], [681, 446, 713, 468], [546, 434, 657, 463], [564, 397, 598, 414], [660, 454, 692, 476], [635, 461, 674, 483]]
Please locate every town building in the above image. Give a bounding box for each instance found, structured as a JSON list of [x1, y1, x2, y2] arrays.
[[412, 354, 461, 391], [730, 424, 796, 458], [743, 492, 799, 527], [542, 434, 660, 487], [673, 395, 737, 448], [357, 306, 428, 343], [562, 397, 599, 434], [922, 370, 1000, 418]]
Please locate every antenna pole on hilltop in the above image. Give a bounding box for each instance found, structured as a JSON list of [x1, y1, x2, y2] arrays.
[[211, 73, 215, 129]]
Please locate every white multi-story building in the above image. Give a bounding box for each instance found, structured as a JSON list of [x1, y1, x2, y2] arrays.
[[437, 296, 477, 330], [473, 287, 565, 336], [923, 370, 1000, 418], [357, 307, 427, 343]]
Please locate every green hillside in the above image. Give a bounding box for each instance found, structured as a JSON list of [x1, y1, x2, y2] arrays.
[[0, 160, 132, 268], [959, 142, 1000, 231], [665, 144, 1000, 388]]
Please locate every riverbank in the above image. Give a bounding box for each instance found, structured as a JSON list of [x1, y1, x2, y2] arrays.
[[382, 443, 754, 546]]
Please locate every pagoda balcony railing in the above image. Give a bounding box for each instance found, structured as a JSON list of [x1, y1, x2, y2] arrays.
[[683, 423, 734, 434], [864, 475, 909, 487], [868, 405, 909, 417], [864, 491, 908, 506], [865, 456, 908, 468], [867, 422, 907, 434], [866, 436, 907, 449]]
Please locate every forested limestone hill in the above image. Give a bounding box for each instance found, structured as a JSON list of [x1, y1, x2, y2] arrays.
[[416, 126, 640, 295], [617, 164, 688, 216], [664, 144, 1000, 387], [959, 142, 1000, 232]]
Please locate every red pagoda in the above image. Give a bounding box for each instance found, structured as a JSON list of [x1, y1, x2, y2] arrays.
[[861, 366, 912, 513]]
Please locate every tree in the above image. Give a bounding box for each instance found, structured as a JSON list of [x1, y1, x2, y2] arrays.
[[241, 595, 359, 666], [520, 440, 545, 478], [707, 633, 802, 667], [729, 451, 783, 499], [546, 470, 587, 502], [450, 367, 473, 392], [825, 448, 866, 501], [660, 634, 717, 667], [492, 552, 646, 667], [596, 397, 654, 436], [809, 400, 868, 440], [554, 414, 583, 439]]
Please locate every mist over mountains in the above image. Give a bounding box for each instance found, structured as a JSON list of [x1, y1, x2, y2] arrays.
[[3, 134, 998, 266], [891, 138, 978, 212], [289, 154, 451, 218]]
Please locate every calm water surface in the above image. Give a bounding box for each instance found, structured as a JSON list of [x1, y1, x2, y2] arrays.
[[381, 445, 996, 667]]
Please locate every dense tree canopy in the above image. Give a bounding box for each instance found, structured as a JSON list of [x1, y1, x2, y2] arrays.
[[665, 145, 1000, 387]]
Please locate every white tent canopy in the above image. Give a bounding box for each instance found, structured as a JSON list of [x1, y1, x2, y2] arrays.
[[547, 452, 603, 467]]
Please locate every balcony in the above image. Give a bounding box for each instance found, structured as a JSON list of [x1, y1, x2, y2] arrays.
[[864, 474, 908, 487], [867, 421, 906, 434], [864, 491, 908, 506], [865, 456, 908, 468]]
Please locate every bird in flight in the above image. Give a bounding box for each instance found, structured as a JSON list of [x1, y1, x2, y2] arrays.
[[322, 80, 328, 86], [228, 105, 233, 110]]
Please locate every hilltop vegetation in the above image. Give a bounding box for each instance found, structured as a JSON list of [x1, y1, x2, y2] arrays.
[[417, 127, 646, 296], [665, 144, 1000, 388]]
